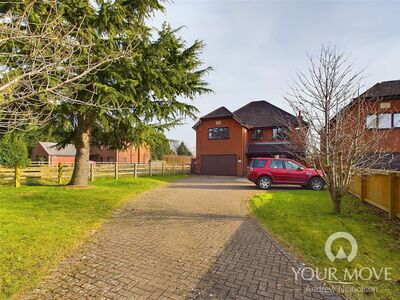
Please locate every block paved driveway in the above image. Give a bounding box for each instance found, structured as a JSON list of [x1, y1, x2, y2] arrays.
[[25, 176, 341, 300]]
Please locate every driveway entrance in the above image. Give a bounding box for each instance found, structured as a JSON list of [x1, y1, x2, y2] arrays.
[[26, 176, 339, 299]]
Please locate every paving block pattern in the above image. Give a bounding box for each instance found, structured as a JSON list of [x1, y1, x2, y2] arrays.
[[24, 176, 341, 300]]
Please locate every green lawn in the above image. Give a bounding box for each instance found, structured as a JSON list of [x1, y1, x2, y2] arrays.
[[250, 190, 400, 300], [0, 175, 186, 299]]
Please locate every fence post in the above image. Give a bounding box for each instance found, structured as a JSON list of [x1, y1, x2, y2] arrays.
[[149, 162, 152, 176], [114, 162, 119, 179], [14, 163, 21, 188], [173, 163, 175, 175], [388, 172, 396, 219], [181, 163, 184, 174], [161, 162, 165, 175], [58, 163, 63, 184], [134, 163, 137, 178], [89, 163, 94, 182], [360, 176, 367, 202]]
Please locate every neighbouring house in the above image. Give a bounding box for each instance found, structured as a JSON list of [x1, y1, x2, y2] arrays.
[[193, 100, 305, 176], [30, 142, 151, 164], [347, 80, 400, 170], [89, 144, 150, 163], [31, 142, 76, 164]]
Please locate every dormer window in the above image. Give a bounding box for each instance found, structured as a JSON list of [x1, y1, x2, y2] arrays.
[[251, 129, 263, 140]]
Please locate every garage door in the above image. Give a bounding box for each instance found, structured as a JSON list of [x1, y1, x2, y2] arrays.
[[201, 155, 237, 176]]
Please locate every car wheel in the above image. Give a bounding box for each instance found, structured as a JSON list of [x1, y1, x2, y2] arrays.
[[257, 176, 272, 190], [309, 177, 324, 191]]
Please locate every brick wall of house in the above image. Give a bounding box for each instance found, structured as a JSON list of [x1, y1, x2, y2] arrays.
[[195, 117, 246, 175], [342, 98, 400, 152], [90, 145, 151, 163], [48, 156, 75, 164], [30, 143, 48, 162], [30, 144, 75, 164]]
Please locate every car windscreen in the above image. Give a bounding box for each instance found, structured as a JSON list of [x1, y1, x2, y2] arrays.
[[252, 159, 266, 168]]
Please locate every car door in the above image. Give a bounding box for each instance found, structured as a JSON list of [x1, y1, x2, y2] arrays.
[[268, 159, 286, 183], [283, 160, 307, 184]]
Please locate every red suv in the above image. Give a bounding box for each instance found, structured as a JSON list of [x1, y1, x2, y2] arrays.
[[246, 158, 325, 190]]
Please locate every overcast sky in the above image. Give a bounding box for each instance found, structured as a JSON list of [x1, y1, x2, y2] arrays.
[[153, 0, 400, 151]]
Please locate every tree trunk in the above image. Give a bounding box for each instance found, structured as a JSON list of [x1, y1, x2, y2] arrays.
[[69, 116, 91, 186], [329, 188, 342, 214], [333, 198, 341, 214]]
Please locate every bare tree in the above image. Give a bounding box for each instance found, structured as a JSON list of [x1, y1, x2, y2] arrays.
[[285, 46, 391, 214], [0, 1, 125, 132]]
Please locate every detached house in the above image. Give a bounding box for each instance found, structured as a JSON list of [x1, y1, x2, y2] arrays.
[[347, 80, 400, 169], [193, 100, 305, 176]]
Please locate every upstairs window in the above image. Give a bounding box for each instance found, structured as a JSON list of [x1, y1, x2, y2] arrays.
[[208, 127, 229, 140], [378, 113, 392, 129], [272, 127, 288, 140], [366, 114, 377, 129], [251, 129, 263, 140], [394, 113, 400, 128]]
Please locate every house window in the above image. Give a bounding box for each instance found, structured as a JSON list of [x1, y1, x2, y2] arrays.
[[208, 127, 229, 140], [366, 114, 377, 129], [378, 113, 392, 129], [272, 127, 288, 140], [394, 113, 400, 128], [251, 129, 263, 140]]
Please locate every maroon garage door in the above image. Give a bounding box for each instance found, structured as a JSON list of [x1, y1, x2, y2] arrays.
[[201, 155, 237, 176]]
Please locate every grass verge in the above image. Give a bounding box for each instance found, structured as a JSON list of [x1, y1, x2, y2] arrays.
[[250, 190, 400, 300], [0, 175, 187, 298]]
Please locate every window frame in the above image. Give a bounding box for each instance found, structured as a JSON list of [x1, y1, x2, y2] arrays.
[[365, 114, 377, 129], [208, 127, 230, 140], [251, 129, 263, 140], [393, 113, 400, 128], [272, 127, 288, 140], [378, 113, 392, 129]]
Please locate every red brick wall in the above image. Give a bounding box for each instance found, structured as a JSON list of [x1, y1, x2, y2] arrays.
[[90, 145, 150, 163], [341, 98, 400, 152], [195, 117, 246, 175], [30, 143, 49, 162], [49, 156, 75, 164]]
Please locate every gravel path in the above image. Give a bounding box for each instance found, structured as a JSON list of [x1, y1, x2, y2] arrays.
[[24, 176, 340, 300]]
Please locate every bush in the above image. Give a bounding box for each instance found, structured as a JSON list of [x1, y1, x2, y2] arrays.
[[0, 134, 31, 167]]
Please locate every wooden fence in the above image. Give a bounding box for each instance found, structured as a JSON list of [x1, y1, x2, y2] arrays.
[[0, 162, 191, 186], [348, 172, 400, 219]]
